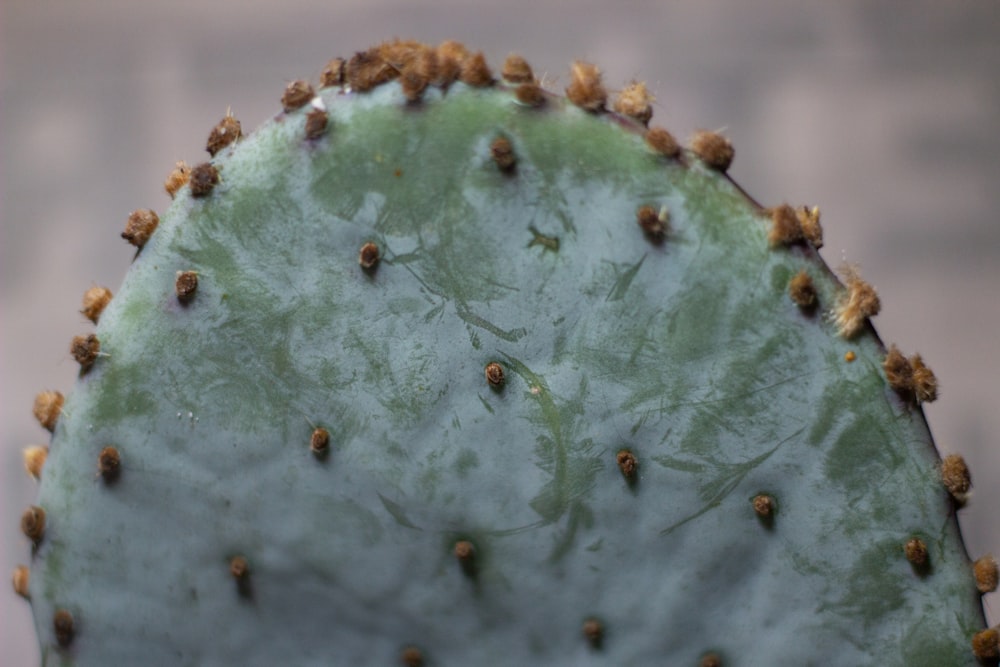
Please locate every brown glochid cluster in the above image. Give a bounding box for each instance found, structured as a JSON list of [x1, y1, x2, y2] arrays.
[[70, 334, 100, 371], [882, 344, 938, 404], [282, 80, 315, 112], [12, 565, 30, 600], [400, 646, 425, 667], [752, 494, 775, 519], [501, 54, 534, 83], [904, 537, 929, 568], [484, 361, 505, 389], [81, 286, 113, 324], [98, 446, 121, 482], [122, 209, 159, 248], [690, 131, 734, 172], [940, 454, 971, 501], [636, 204, 668, 241], [189, 163, 220, 198], [582, 617, 603, 648], [566, 61, 606, 112], [23, 445, 48, 480], [768, 204, 805, 247], [305, 109, 329, 140], [613, 81, 654, 125], [320, 58, 346, 88], [53, 609, 75, 647], [21, 505, 46, 544], [453, 540, 476, 571], [206, 112, 242, 156], [788, 270, 817, 309], [310, 427, 330, 458], [645, 127, 681, 159], [700, 653, 723, 667], [33, 390, 64, 432], [974, 556, 998, 594], [175, 271, 199, 303], [359, 242, 380, 270], [971, 627, 999, 660], [164, 161, 191, 198], [459, 51, 493, 87], [515, 83, 546, 107], [230, 555, 250, 580], [616, 449, 638, 480], [490, 136, 516, 172], [833, 266, 880, 339]]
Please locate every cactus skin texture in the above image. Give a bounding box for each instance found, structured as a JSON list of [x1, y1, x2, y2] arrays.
[[16, 41, 996, 665]]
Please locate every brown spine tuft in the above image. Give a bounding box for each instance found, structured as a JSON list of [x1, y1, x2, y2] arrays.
[[175, 271, 198, 303], [501, 54, 534, 83], [399, 47, 438, 103], [690, 131, 734, 172], [616, 449, 638, 480], [768, 204, 804, 246], [53, 609, 75, 647], [752, 494, 775, 519], [98, 446, 121, 482], [21, 505, 46, 544], [909, 354, 938, 403], [797, 205, 823, 248], [189, 163, 220, 198], [645, 127, 680, 159], [81, 286, 112, 324], [636, 204, 669, 241], [71, 334, 100, 371], [13, 565, 30, 600], [206, 112, 242, 156], [400, 646, 424, 667], [33, 390, 64, 432], [833, 266, 880, 338], [122, 209, 159, 248], [435, 40, 469, 87], [700, 654, 723, 667], [974, 556, 999, 594], [320, 58, 346, 88], [972, 628, 999, 660], [310, 427, 330, 458], [23, 445, 48, 480], [282, 80, 315, 112], [164, 161, 191, 198], [788, 270, 817, 309], [613, 81, 654, 125], [485, 361, 505, 389], [305, 109, 329, 140], [515, 83, 546, 107], [566, 61, 606, 112], [459, 51, 493, 87], [582, 617, 603, 649], [490, 136, 516, 172], [941, 454, 971, 501], [453, 539, 476, 574], [230, 555, 250, 580], [347, 47, 396, 92], [904, 537, 929, 568], [359, 242, 380, 271], [883, 345, 914, 396]]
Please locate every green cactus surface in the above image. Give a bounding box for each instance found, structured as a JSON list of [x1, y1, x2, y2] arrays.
[[16, 42, 997, 666]]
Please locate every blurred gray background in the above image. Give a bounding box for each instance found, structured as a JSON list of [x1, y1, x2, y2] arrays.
[[2, 1, 998, 663]]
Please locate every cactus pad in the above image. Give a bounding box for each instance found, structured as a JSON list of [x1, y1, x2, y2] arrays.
[[16, 42, 995, 665]]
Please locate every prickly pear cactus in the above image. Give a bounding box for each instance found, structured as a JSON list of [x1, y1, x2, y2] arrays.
[[14, 41, 999, 666]]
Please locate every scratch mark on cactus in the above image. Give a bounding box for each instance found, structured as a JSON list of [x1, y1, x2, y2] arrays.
[[377, 492, 420, 529], [455, 304, 528, 342], [606, 255, 647, 302], [527, 225, 560, 252], [657, 427, 802, 536], [502, 355, 602, 560]]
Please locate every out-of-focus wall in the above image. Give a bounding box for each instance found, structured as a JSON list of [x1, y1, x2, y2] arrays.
[[3, 2, 998, 664]]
